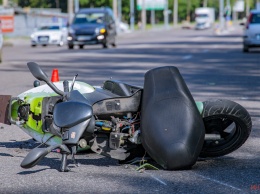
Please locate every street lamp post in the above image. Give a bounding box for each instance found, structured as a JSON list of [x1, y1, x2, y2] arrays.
[[68, 0, 74, 24], [219, 0, 225, 32], [141, 0, 146, 30], [164, 0, 169, 28], [74, 0, 79, 13], [173, 0, 178, 27], [3, 0, 8, 7], [130, 0, 135, 31]]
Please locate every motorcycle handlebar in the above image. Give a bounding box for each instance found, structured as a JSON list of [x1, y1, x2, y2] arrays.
[[63, 80, 69, 93]]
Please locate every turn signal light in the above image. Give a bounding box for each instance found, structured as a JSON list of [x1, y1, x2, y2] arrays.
[[100, 28, 106, 34]]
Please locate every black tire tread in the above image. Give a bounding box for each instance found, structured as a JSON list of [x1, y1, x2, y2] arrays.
[[201, 99, 252, 157]]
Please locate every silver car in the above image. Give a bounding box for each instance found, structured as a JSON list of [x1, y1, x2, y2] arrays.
[[243, 10, 260, 52], [31, 24, 67, 47]]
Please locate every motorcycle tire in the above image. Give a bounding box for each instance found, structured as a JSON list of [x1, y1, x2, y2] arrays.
[[200, 99, 252, 158]]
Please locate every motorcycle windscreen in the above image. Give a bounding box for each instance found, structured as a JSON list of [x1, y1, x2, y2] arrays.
[[141, 66, 205, 170]]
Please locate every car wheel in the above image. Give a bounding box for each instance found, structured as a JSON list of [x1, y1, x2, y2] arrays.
[[102, 43, 108, 49], [42, 44, 47, 47], [111, 42, 117, 47], [243, 45, 249, 52], [68, 44, 74, 49], [58, 39, 64, 47], [31, 45, 36, 47], [79, 45, 84, 49]]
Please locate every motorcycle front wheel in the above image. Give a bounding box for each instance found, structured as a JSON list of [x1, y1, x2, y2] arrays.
[[200, 99, 252, 158]]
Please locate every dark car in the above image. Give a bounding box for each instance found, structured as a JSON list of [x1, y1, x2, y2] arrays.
[[67, 7, 117, 49]]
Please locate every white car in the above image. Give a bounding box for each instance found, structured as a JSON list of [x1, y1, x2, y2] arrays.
[[243, 10, 260, 52], [31, 24, 67, 47]]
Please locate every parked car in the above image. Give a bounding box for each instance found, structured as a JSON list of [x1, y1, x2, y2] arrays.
[[243, 10, 260, 52], [30, 24, 67, 47], [67, 7, 117, 49]]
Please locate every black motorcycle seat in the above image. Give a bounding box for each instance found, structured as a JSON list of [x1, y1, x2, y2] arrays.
[[141, 66, 205, 170]]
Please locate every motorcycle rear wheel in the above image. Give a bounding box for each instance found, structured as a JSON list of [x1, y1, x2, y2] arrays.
[[200, 99, 252, 158]]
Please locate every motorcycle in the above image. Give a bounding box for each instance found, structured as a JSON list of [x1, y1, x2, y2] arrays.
[[0, 62, 252, 171]]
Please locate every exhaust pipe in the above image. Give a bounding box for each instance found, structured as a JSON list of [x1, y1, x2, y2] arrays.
[[205, 134, 221, 140]]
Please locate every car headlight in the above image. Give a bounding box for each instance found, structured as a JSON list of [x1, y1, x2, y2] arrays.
[[30, 34, 36, 39], [95, 28, 100, 34]]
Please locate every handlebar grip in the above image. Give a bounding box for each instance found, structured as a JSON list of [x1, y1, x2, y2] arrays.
[[63, 80, 69, 93]]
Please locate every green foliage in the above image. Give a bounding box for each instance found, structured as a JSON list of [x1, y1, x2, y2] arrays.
[[15, 0, 254, 24]]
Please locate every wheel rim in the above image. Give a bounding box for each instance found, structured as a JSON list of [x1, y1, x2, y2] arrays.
[[203, 116, 242, 152]]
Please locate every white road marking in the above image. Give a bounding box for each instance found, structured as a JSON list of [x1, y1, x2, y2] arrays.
[[194, 173, 242, 191], [182, 55, 193, 60], [144, 171, 167, 186], [191, 36, 204, 41]]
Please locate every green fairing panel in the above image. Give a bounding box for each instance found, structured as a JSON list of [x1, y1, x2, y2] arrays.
[[25, 96, 44, 134], [13, 81, 95, 134], [195, 101, 203, 114], [11, 100, 19, 121]]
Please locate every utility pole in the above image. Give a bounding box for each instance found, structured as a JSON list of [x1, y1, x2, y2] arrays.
[[173, 0, 178, 27], [68, 0, 74, 24], [113, 0, 118, 32], [113, 0, 118, 19], [203, 0, 208, 7], [164, 0, 169, 28], [130, 0, 135, 31], [56, 0, 60, 8], [186, 0, 191, 22], [74, 0, 79, 13], [141, 0, 146, 30], [3, 0, 8, 7], [219, 0, 225, 31], [246, 0, 250, 16], [256, 0, 260, 9], [118, 0, 122, 26]]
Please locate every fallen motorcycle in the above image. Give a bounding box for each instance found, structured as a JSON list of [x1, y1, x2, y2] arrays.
[[0, 62, 252, 171]]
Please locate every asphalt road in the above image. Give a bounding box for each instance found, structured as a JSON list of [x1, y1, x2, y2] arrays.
[[0, 26, 260, 194]]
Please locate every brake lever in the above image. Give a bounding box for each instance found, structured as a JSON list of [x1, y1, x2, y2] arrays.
[[70, 74, 78, 91]]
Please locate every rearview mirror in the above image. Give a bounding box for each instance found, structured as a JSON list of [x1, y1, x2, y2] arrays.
[[21, 145, 60, 169], [27, 62, 49, 82], [27, 62, 65, 96]]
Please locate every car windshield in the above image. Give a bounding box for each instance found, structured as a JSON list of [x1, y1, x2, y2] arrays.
[[39, 26, 60, 30], [250, 13, 260, 24], [73, 12, 105, 24], [196, 14, 208, 18]]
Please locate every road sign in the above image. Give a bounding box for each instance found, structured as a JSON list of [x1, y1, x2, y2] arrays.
[[0, 7, 14, 33], [0, 15, 14, 33], [137, 0, 166, 11]]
